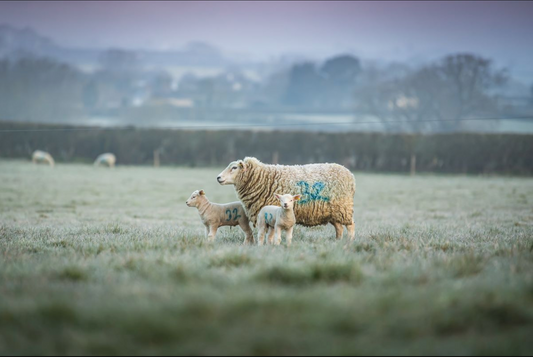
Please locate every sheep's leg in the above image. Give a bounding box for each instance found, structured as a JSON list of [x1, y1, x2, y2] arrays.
[[346, 221, 356, 241], [286, 226, 294, 247], [266, 227, 276, 245], [274, 225, 282, 246], [207, 225, 218, 242], [239, 221, 255, 245], [332, 222, 344, 240]]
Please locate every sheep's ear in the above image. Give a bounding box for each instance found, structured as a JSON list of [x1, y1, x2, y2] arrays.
[[199, 190, 205, 196], [275, 193, 281, 200], [293, 195, 301, 201], [239, 161, 246, 172]]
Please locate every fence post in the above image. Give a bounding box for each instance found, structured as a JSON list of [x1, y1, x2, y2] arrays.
[[410, 154, 417, 176], [154, 150, 160, 168], [272, 151, 279, 165]]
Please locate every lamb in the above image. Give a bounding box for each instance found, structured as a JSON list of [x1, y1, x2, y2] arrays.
[[186, 190, 254, 244], [217, 157, 356, 240], [257, 193, 301, 247], [32, 150, 55, 167], [94, 153, 116, 168]]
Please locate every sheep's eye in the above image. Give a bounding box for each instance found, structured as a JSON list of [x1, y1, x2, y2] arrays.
[[232, 167, 238, 170]]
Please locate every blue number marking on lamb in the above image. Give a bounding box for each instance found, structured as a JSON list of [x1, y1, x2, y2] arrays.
[[226, 209, 232, 222], [264, 213, 274, 226], [297, 181, 330, 204], [233, 208, 242, 221]]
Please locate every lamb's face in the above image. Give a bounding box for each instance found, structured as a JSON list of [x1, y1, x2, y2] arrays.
[[217, 160, 244, 185], [275, 194, 301, 210], [186, 190, 205, 207]]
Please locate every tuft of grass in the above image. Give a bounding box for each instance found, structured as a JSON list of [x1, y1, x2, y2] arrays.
[[106, 223, 125, 235], [448, 254, 486, 278], [434, 300, 531, 336], [38, 303, 78, 323], [259, 262, 363, 286], [57, 267, 88, 282], [50, 240, 69, 248], [209, 252, 252, 268]]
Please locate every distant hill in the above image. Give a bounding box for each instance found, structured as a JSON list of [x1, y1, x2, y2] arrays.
[[0, 24, 231, 68]]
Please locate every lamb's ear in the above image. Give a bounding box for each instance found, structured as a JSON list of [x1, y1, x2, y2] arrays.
[[199, 190, 205, 196], [293, 195, 302, 201], [274, 193, 281, 200]]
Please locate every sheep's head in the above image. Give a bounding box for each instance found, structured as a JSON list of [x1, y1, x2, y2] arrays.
[[217, 160, 246, 185], [186, 190, 206, 207], [275, 193, 301, 210]]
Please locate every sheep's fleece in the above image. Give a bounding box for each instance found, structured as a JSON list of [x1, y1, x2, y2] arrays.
[[218, 157, 356, 237], [94, 153, 116, 167], [32, 150, 55, 167]]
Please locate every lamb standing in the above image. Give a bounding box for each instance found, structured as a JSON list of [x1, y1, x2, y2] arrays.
[[94, 153, 116, 168], [257, 193, 301, 247], [186, 190, 254, 244], [217, 157, 356, 240], [32, 150, 55, 167]]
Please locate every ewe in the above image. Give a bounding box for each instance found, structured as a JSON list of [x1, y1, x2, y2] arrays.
[[218, 157, 356, 240], [94, 153, 116, 168], [32, 151, 55, 167]]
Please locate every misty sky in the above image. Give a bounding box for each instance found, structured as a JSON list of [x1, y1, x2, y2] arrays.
[[1, 1, 532, 76]]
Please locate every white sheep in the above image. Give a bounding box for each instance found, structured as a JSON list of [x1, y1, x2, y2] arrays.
[[217, 157, 356, 240], [94, 153, 116, 168], [32, 150, 55, 167], [257, 193, 301, 247], [186, 190, 254, 244]]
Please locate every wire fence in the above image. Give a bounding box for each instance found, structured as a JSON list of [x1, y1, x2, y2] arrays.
[[1, 116, 533, 133]]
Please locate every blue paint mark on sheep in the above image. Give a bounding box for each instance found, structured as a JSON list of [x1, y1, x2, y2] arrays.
[[297, 181, 329, 204], [265, 213, 274, 226], [227, 209, 242, 222], [232, 208, 242, 221]]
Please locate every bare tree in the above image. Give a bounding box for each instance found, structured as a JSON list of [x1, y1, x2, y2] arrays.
[[0, 56, 84, 122], [356, 54, 508, 132], [319, 55, 361, 110]]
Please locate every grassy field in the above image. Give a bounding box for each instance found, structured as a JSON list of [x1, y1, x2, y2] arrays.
[[0, 160, 532, 355]]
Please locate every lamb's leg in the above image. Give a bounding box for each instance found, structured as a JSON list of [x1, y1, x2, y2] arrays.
[[207, 225, 218, 243], [332, 222, 344, 240], [286, 226, 294, 247], [274, 225, 282, 246], [239, 221, 255, 245], [346, 221, 356, 241], [258, 227, 267, 246], [267, 227, 276, 245]]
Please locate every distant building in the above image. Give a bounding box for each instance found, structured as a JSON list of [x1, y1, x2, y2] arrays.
[[149, 98, 195, 108]]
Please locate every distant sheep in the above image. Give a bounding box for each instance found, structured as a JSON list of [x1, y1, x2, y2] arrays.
[[94, 153, 116, 168], [32, 150, 55, 167], [257, 193, 301, 247], [217, 157, 356, 240], [186, 190, 254, 244]]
